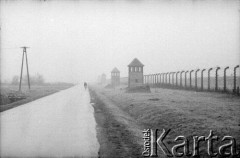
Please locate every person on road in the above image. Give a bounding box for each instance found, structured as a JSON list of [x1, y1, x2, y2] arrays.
[[84, 82, 87, 90]]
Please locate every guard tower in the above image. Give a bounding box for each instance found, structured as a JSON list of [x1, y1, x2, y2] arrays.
[[111, 67, 120, 87], [128, 58, 144, 88]]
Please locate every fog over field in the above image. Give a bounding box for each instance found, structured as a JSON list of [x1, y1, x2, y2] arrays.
[[1, 0, 239, 84]]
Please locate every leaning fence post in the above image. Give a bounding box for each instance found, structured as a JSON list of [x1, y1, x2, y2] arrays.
[[233, 65, 240, 93], [223, 66, 229, 92], [201, 69, 206, 91], [190, 70, 194, 89], [180, 71, 184, 87], [195, 69, 200, 90], [215, 67, 220, 91], [176, 71, 180, 86]]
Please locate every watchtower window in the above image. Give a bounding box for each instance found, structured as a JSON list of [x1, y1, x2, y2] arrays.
[[135, 79, 138, 83], [139, 67, 142, 72]]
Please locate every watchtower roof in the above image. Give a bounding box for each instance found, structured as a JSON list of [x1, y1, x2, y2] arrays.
[[111, 67, 120, 73], [128, 58, 144, 67]]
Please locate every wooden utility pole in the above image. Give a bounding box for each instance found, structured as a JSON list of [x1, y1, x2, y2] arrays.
[[19, 46, 30, 91]]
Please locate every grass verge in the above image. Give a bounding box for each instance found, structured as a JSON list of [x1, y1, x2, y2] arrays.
[[0, 84, 73, 112]]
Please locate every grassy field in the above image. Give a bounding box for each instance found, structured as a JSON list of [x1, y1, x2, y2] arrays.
[[90, 84, 240, 157], [0, 84, 74, 112]]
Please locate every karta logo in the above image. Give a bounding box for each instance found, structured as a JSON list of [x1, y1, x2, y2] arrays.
[[142, 129, 239, 157]]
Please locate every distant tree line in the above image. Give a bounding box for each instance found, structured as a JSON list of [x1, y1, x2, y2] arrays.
[[11, 74, 45, 85]]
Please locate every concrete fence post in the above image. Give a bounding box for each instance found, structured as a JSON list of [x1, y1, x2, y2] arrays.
[[195, 69, 200, 90], [233, 65, 239, 93], [208, 68, 213, 91], [169, 72, 171, 85], [145, 75, 147, 84], [172, 72, 175, 86], [190, 70, 194, 89], [166, 72, 169, 85], [150, 74, 152, 85], [185, 71, 189, 88], [148, 75, 150, 85], [152, 74, 154, 85], [147, 75, 149, 85], [180, 71, 185, 87], [163, 73, 165, 85], [155, 74, 158, 85], [215, 67, 220, 91], [223, 66, 229, 92], [158, 73, 160, 85], [176, 71, 180, 86], [201, 69, 206, 91], [160, 73, 162, 84], [153, 74, 155, 85]]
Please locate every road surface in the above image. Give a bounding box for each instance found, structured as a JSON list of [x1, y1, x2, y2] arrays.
[[0, 85, 99, 157]]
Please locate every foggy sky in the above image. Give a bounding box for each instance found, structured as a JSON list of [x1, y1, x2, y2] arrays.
[[1, 0, 239, 83]]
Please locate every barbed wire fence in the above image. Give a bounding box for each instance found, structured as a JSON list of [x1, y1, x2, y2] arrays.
[[144, 65, 240, 96]]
